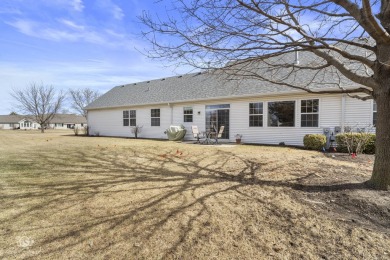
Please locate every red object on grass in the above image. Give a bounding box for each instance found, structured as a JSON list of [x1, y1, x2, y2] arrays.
[[352, 153, 357, 158]]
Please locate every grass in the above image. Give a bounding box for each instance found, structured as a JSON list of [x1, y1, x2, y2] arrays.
[[0, 130, 389, 259]]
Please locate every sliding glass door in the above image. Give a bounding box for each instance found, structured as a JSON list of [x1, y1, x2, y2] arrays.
[[205, 104, 230, 139]]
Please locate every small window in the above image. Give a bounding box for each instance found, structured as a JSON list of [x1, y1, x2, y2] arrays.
[[183, 107, 193, 122], [123, 110, 129, 126], [373, 101, 377, 126], [301, 99, 319, 127], [151, 109, 160, 126], [249, 102, 263, 127], [130, 110, 136, 126], [268, 101, 295, 127]]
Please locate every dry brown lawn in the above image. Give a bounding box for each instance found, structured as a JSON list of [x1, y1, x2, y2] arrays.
[[0, 130, 389, 259]]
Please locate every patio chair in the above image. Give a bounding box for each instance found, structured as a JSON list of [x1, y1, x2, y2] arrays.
[[191, 125, 205, 143], [212, 125, 224, 144]]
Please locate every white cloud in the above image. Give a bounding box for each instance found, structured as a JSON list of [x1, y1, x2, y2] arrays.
[[97, 0, 124, 20], [70, 0, 84, 12], [112, 5, 124, 20], [5, 18, 132, 48], [39, 0, 84, 12], [0, 6, 22, 15], [59, 19, 85, 30], [5, 20, 37, 36]]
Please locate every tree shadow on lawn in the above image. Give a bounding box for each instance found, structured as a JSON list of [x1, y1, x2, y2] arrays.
[[0, 145, 386, 259]]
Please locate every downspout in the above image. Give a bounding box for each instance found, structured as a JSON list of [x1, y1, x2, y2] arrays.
[[341, 94, 346, 132], [168, 103, 173, 125]]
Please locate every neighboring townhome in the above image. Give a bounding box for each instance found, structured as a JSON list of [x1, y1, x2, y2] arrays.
[[0, 115, 39, 130], [48, 114, 87, 129], [85, 51, 376, 146]]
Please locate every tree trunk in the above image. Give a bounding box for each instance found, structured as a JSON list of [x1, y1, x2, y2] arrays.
[[369, 43, 390, 190], [370, 94, 390, 190], [41, 125, 45, 133]]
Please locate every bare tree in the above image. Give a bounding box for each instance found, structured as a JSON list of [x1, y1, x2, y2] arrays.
[[140, 0, 390, 190], [11, 83, 65, 133], [69, 88, 100, 117]]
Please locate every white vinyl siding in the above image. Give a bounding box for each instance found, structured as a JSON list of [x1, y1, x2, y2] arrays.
[[344, 97, 372, 127], [88, 92, 375, 145]]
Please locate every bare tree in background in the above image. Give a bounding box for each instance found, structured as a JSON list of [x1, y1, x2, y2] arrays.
[[69, 88, 100, 117], [140, 0, 390, 190], [11, 83, 65, 133]]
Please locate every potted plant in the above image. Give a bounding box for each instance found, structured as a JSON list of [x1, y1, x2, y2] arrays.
[[235, 134, 242, 144]]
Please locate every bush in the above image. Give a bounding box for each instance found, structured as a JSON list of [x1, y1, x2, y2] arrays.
[[131, 125, 143, 139], [336, 133, 375, 154], [364, 134, 376, 154], [303, 134, 327, 150], [83, 126, 89, 136], [73, 127, 79, 136]]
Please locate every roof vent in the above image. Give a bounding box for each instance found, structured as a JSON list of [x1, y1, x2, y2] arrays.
[[147, 81, 150, 83], [120, 85, 125, 88], [161, 78, 165, 81], [133, 83, 137, 85], [197, 72, 201, 75], [178, 75, 182, 78]]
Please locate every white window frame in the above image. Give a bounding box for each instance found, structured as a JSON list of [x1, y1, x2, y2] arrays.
[[267, 100, 296, 127], [183, 107, 193, 122], [300, 99, 319, 127], [130, 110, 136, 126], [249, 102, 263, 127], [151, 108, 160, 126]]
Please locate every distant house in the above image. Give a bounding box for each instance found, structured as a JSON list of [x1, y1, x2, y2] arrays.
[[47, 114, 87, 129], [0, 115, 39, 130], [85, 51, 375, 146], [0, 114, 87, 130]]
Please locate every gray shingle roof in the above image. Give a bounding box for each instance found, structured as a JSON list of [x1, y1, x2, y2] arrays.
[[86, 47, 369, 110], [85, 72, 299, 110], [48, 114, 87, 124], [0, 114, 86, 124], [0, 115, 28, 123]]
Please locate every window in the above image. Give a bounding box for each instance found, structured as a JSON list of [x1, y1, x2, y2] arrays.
[[268, 101, 295, 127], [123, 110, 129, 126], [183, 107, 193, 122], [373, 101, 377, 126], [130, 110, 136, 126], [301, 99, 319, 127], [249, 102, 263, 127], [151, 109, 160, 126]]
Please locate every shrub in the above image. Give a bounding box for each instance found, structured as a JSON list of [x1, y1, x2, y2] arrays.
[[73, 127, 79, 136], [303, 134, 327, 150], [336, 133, 375, 154], [364, 134, 376, 154], [83, 126, 89, 136], [131, 125, 143, 139]]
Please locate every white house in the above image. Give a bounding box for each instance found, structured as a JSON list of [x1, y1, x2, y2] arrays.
[[47, 114, 87, 129], [85, 55, 376, 146], [0, 114, 87, 130], [0, 115, 39, 130]]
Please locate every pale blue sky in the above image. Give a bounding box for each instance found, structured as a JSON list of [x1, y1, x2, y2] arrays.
[[0, 0, 187, 114]]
